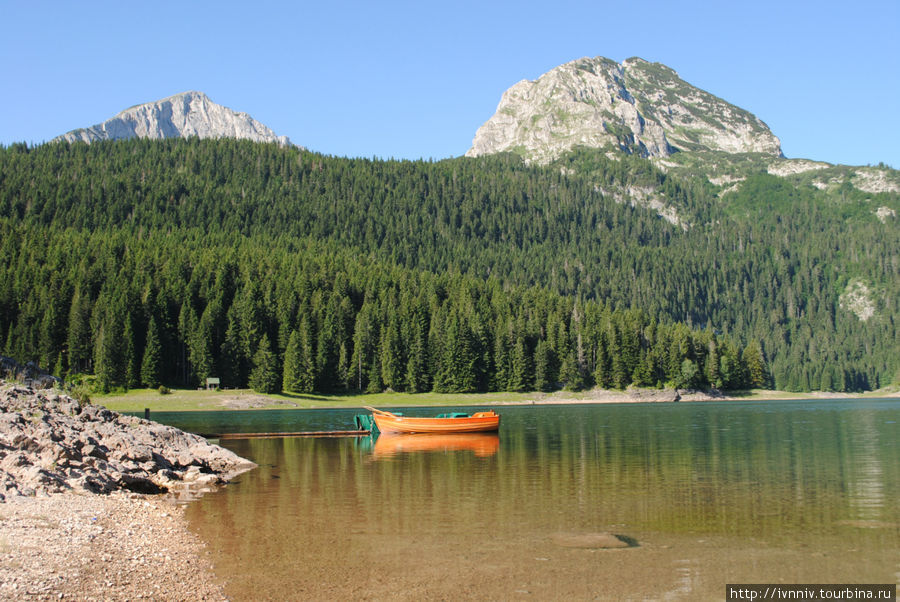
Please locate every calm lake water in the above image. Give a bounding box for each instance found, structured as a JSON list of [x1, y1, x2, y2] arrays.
[[153, 400, 899, 600]]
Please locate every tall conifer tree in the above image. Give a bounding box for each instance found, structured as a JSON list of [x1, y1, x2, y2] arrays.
[[249, 334, 280, 394], [141, 317, 162, 388]]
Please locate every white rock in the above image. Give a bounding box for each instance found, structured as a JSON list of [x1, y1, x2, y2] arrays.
[[839, 280, 876, 321], [467, 56, 782, 164], [54, 91, 294, 147], [875, 206, 896, 222], [851, 168, 900, 194], [767, 159, 830, 176]]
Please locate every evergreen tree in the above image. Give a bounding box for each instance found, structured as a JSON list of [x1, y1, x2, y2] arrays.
[[66, 287, 92, 374], [337, 342, 350, 391], [491, 329, 510, 392], [819, 367, 834, 392], [533, 340, 554, 392], [177, 301, 198, 386], [631, 351, 654, 387], [220, 309, 247, 388], [718, 341, 741, 389], [297, 314, 317, 392], [559, 349, 585, 391], [249, 334, 280, 394], [189, 310, 215, 386], [706, 338, 721, 388], [507, 336, 532, 392], [351, 307, 375, 392], [53, 352, 65, 380], [39, 301, 61, 371], [366, 341, 383, 393], [608, 327, 628, 389], [404, 322, 428, 393], [380, 316, 403, 391], [2, 328, 13, 361], [123, 315, 140, 389], [434, 314, 476, 393], [593, 341, 610, 389], [141, 317, 162, 388], [316, 296, 342, 391], [283, 321, 316, 393], [743, 341, 769, 389], [282, 329, 303, 393], [679, 358, 699, 389], [94, 302, 126, 392]]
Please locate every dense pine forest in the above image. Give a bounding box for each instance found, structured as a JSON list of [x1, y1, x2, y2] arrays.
[[1, 139, 897, 393]]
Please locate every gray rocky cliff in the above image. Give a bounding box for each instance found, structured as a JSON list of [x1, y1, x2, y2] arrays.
[[467, 56, 782, 163], [54, 90, 293, 147]]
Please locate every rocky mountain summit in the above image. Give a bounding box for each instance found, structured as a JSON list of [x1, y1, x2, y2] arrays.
[[0, 381, 255, 501], [467, 56, 782, 164], [54, 90, 293, 147]]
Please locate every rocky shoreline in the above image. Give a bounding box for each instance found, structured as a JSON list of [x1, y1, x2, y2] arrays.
[[0, 382, 255, 500], [504, 385, 897, 406], [514, 386, 711, 405], [0, 381, 256, 600]]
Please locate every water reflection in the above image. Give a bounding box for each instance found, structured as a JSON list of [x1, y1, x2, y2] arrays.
[[179, 401, 899, 600], [846, 410, 886, 524], [372, 432, 500, 458]]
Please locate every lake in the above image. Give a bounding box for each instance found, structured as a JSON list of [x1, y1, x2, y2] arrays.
[[152, 400, 899, 600]]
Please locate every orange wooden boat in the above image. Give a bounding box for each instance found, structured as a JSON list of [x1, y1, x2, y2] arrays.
[[364, 406, 500, 434], [373, 433, 500, 458]]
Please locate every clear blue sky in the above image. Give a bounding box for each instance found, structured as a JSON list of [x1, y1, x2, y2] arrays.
[[2, 1, 898, 168]]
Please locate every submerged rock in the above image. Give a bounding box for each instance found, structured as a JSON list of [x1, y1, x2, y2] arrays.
[[551, 532, 638, 549], [0, 381, 255, 501]]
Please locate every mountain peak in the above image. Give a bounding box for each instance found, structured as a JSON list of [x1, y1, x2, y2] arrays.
[[55, 91, 293, 147], [467, 56, 782, 163]]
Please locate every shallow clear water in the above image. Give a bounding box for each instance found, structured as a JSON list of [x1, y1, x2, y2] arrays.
[[156, 400, 900, 600]]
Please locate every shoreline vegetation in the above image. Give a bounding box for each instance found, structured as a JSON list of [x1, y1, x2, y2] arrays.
[[96, 384, 900, 413]]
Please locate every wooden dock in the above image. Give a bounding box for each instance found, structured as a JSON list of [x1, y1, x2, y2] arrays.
[[201, 430, 370, 440]]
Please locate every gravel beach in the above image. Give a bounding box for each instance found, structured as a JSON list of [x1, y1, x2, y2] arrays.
[[0, 381, 255, 600], [0, 492, 226, 600]]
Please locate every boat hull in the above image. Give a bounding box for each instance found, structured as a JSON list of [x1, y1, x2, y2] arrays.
[[370, 411, 500, 434]]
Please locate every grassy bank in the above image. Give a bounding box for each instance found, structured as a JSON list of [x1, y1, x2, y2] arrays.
[[95, 388, 539, 413], [92, 385, 897, 413]]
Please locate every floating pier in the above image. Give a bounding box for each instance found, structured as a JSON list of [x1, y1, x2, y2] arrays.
[[201, 430, 370, 440]]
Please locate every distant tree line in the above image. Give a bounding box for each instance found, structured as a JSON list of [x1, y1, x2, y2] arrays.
[[0, 139, 896, 391], [0, 223, 767, 393]]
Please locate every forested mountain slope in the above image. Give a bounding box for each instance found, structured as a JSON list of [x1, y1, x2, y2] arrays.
[[1, 139, 897, 392]]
